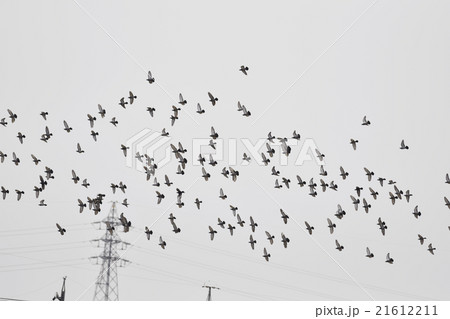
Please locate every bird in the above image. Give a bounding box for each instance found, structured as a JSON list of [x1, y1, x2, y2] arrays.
[[56, 223, 66, 235], [239, 65, 249, 75], [90, 130, 99, 141], [412, 206, 421, 219], [7, 109, 17, 123], [230, 205, 238, 216], [78, 199, 86, 213], [159, 236, 167, 249], [236, 214, 245, 227], [378, 218, 387, 236], [377, 177, 386, 187], [267, 132, 276, 143], [120, 145, 129, 157], [350, 195, 360, 211], [110, 117, 118, 126], [210, 126, 219, 139], [178, 93, 187, 105], [119, 97, 128, 108], [81, 179, 90, 188], [33, 186, 42, 198], [106, 222, 115, 235], [418, 234, 426, 245], [87, 114, 96, 128], [229, 167, 239, 182], [400, 139, 409, 150], [202, 167, 211, 181], [281, 177, 291, 188], [128, 91, 137, 104], [119, 213, 131, 232], [265, 231, 275, 245], [208, 92, 218, 106], [428, 243, 436, 255], [350, 139, 358, 150], [327, 218, 336, 234], [194, 198, 202, 210], [444, 196, 450, 209], [446, 173, 450, 184], [335, 240, 344, 251], [219, 188, 227, 200], [365, 247, 374, 258], [368, 187, 379, 200], [227, 224, 236, 236], [320, 179, 328, 192], [0, 118, 7, 126], [17, 132, 26, 144], [292, 130, 301, 140], [389, 192, 397, 205], [71, 170, 80, 184], [171, 220, 181, 233], [280, 209, 289, 224], [1, 187, 9, 200], [335, 204, 346, 219], [38, 199, 47, 207], [263, 248, 271, 262], [249, 216, 258, 232], [76, 143, 84, 154], [249, 235, 257, 250], [217, 218, 226, 229], [12, 152, 20, 166], [274, 179, 282, 189], [266, 143, 275, 157], [281, 233, 290, 248], [355, 186, 363, 197], [362, 198, 371, 214], [97, 104, 106, 118], [161, 128, 169, 136], [196, 103, 205, 114], [339, 166, 349, 180], [15, 189, 24, 201], [242, 153, 251, 162], [296, 175, 306, 187], [404, 190, 413, 203], [385, 253, 394, 264], [122, 198, 129, 208], [315, 149, 325, 161], [147, 70, 155, 84], [31, 154, 41, 165], [319, 166, 327, 177], [0, 151, 7, 163], [261, 153, 270, 166], [156, 191, 165, 204], [394, 185, 403, 200], [208, 226, 217, 240], [363, 167, 375, 181], [362, 116, 371, 126], [63, 120, 73, 133]]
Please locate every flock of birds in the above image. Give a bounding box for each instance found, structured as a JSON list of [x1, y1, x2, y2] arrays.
[[1, 65, 449, 267]]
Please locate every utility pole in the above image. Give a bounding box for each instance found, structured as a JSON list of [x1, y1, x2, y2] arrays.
[[90, 202, 130, 301], [202, 285, 220, 301], [52, 276, 66, 301]]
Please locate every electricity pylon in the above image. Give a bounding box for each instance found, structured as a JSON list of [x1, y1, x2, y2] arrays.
[[202, 285, 220, 301], [90, 202, 131, 301]]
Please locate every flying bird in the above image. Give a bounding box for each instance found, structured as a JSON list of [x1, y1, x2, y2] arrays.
[[239, 65, 249, 75]]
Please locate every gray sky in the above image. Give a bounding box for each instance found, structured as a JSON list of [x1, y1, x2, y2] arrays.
[[0, 0, 449, 301]]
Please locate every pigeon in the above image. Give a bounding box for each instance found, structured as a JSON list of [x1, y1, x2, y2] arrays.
[[446, 173, 450, 184], [350, 195, 360, 211], [202, 167, 211, 181], [161, 128, 169, 137], [119, 213, 131, 232], [122, 198, 129, 208], [355, 186, 363, 197], [217, 218, 226, 229], [249, 216, 258, 232], [362, 198, 371, 213], [377, 177, 386, 186], [319, 166, 327, 177], [365, 247, 374, 258], [281, 177, 291, 188], [33, 186, 42, 198], [335, 204, 346, 219], [296, 175, 306, 187], [194, 198, 202, 210], [378, 218, 387, 236], [76, 143, 84, 154], [263, 248, 271, 262], [1, 187, 9, 200], [412, 206, 421, 219], [12, 152, 20, 166], [362, 116, 371, 126], [171, 220, 181, 233], [0, 151, 6, 163], [17, 132, 26, 144], [147, 70, 155, 84], [15, 189, 24, 201], [38, 199, 47, 207], [120, 145, 129, 157], [0, 118, 7, 126], [119, 97, 128, 108], [208, 92, 218, 106], [242, 153, 251, 162], [389, 192, 397, 205], [281, 233, 290, 248], [178, 93, 187, 105], [385, 253, 394, 264], [249, 235, 257, 250], [210, 126, 219, 139], [7, 109, 17, 123], [292, 130, 301, 140], [128, 91, 137, 104], [227, 224, 236, 236], [400, 139, 409, 150], [218, 187, 228, 200], [71, 170, 80, 184], [265, 231, 275, 245], [266, 143, 275, 157], [445, 196, 450, 209], [236, 214, 245, 227], [280, 209, 289, 224], [90, 130, 99, 142], [369, 187, 379, 200], [327, 218, 336, 234], [81, 179, 90, 188], [315, 149, 325, 161], [239, 65, 249, 75], [350, 139, 358, 150], [78, 199, 86, 213], [339, 166, 349, 180], [335, 240, 344, 251], [106, 222, 115, 235], [364, 167, 375, 181], [98, 104, 106, 118], [208, 226, 217, 241], [63, 120, 73, 132], [274, 179, 282, 189], [261, 153, 270, 166], [196, 103, 205, 114], [320, 179, 328, 192], [394, 185, 403, 200], [56, 223, 66, 235], [159, 236, 167, 249], [229, 167, 239, 182], [428, 243, 436, 255], [110, 117, 118, 126], [404, 190, 413, 203], [31, 154, 41, 165], [87, 114, 96, 128], [267, 132, 276, 143], [230, 205, 238, 216], [418, 234, 426, 245], [156, 191, 165, 204]]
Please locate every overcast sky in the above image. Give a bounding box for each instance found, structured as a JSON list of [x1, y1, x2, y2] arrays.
[[0, 0, 449, 301]]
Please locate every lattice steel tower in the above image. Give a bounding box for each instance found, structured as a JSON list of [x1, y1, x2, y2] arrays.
[[90, 202, 130, 301]]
